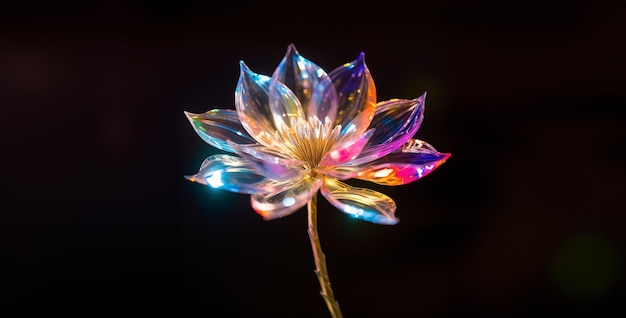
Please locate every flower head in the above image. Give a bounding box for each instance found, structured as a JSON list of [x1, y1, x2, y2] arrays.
[[185, 44, 450, 225]]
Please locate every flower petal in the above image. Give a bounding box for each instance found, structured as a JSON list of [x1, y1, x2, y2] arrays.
[[329, 52, 376, 138], [272, 44, 338, 124], [251, 176, 322, 220], [229, 142, 306, 181], [235, 61, 279, 147], [184, 154, 281, 194], [269, 74, 304, 130], [320, 129, 375, 166], [321, 178, 398, 225], [233, 143, 304, 165], [184, 109, 257, 153], [321, 166, 360, 181], [356, 139, 451, 185], [351, 94, 426, 165]]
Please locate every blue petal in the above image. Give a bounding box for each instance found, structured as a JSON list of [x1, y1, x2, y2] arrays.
[[185, 154, 282, 194]]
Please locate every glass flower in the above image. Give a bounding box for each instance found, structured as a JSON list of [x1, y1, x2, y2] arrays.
[[185, 44, 450, 225]]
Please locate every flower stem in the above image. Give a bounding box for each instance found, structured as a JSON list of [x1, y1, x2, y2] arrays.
[[307, 193, 344, 318]]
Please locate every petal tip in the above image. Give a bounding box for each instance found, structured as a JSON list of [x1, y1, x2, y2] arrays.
[[286, 43, 299, 55], [239, 60, 251, 73], [183, 110, 199, 120]]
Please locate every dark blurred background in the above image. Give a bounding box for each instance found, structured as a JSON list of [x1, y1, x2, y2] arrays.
[[1, 1, 625, 317]]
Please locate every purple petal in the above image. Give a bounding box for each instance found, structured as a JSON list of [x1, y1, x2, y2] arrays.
[[351, 94, 426, 165], [328, 52, 376, 138], [355, 139, 451, 185]]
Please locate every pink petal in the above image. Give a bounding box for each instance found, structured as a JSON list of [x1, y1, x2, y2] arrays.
[[320, 129, 375, 166], [356, 139, 451, 185]]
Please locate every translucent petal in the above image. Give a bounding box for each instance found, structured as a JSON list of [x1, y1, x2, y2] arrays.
[[233, 143, 304, 165], [329, 52, 376, 138], [184, 110, 257, 153], [350, 94, 426, 165], [251, 176, 322, 220], [321, 178, 398, 225], [356, 139, 451, 185], [320, 166, 360, 181], [229, 142, 306, 181], [272, 44, 338, 124], [235, 61, 279, 147], [184, 155, 281, 194], [268, 75, 304, 130], [320, 129, 375, 166]]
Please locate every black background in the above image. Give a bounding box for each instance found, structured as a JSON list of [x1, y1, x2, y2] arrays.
[[2, 1, 625, 317]]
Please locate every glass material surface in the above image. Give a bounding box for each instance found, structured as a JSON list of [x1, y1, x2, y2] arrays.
[[185, 45, 450, 224]]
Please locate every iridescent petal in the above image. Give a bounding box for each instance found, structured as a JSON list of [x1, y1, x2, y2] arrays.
[[321, 178, 398, 225], [251, 177, 322, 220], [272, 44, 338, 124], [234, 143, 304, 165], [268, 75, 304, 130], [329, 52, 376, 138], [320, 129, 375, 166], [235, 61, 279, 147], [184, 154, 281, 194], [320, 166, 360, 181], [229, 142, 306, 181], [355, 139, 451, 185], [350, 94, 426, 165], [184, 109, 257, 153]]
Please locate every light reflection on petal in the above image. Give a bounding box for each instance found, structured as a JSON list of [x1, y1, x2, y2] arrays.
[[321, 178, 398, 225], [355, 139, 451, 185], [234, 143, 304, 165], [235, 61, 279, 147], [350, 94, 426, 165], [186, 46, 451, 224], [269, 76, 304, 130], [320, 129, 375, 166], [184, 109, 257, 153], [320, 166, 360, 180], [272, 44, 338, 124], [184, 155, 280, 194], [329, 53, 376, 138], [252, 177, 322, 220], [229, 142, 306, 181]]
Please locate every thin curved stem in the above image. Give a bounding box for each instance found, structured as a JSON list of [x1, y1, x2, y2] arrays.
[[307, 192, 344, 318]]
